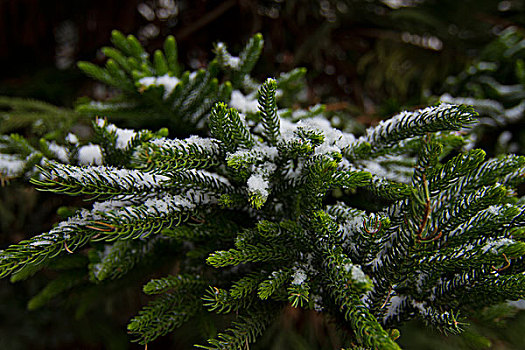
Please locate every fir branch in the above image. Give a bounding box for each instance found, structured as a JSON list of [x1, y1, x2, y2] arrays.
[[202, 286, 255, 314], [27, 270, 85, 310], [166, 168, 234, 194], [163, 35, 180, 76], [331, 290, 400, 350], [362, 104, 476, 154], [419, 238, 525, 272], [196, 304, 278, 350], [134, 135, 222, 172], [207, 243, 293, 268], [258, 268, 291, 300], [367, 177, 414, 201], [229, 273, 265, 299], [275, 67, 307, 90], [331, 170, 372, 189], [143, 274, 206, 295], [428, 149, 486, 192], [288, 279, 311, 308], [442, 204, 520, 246], [128, 291, 202, 345], [93, 193, 196, 240], [230, 33, 264, 88], [466, 274, 525, 306], [432, 184, 507, 235], [4, 29, 525, 348], [419, 307, 465, 335], [0, 213, 95, 278], [209, 102, 254, 151], [89, 236, 172, 282], [31, 162, 170, 199], [258, 78, 280, 145]]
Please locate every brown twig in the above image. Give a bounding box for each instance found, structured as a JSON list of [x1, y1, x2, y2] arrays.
[[380, 286, 393, 309], [190, 216, 205, 224], [492, 253, 511, 272], [363, 217, 382, 236], [85, 221, 116, 232], [418, 227, 442, 243], [417, 174, 433, 240], [64, 241, 74, 254]]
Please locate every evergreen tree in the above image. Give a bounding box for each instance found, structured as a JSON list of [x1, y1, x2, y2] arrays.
[[1, 32, 525, 349]]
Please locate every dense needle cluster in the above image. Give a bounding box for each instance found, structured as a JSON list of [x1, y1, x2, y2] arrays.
[[0, 32, 524, 349]]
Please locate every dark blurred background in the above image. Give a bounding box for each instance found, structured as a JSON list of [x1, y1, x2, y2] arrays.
[[3, 0, 522, 111], [1, 1, 525, 349]]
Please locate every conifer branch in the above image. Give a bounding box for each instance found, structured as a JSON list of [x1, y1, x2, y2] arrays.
[[196, 304, 278, 350], [3, 30, 525, 349], [128, 291, 203, 345], [258, 78, 280, 145], [362, 104, 476, 154]]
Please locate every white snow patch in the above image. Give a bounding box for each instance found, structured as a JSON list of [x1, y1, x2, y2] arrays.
[[65, 133, 78, 144], [297, 116, 356, 151], [78, 144, 103, 165], [228, 56, 240, 68], [98, 121, 137, 150], [138, 74, 181, 99], [48, 142, 69, 163], [114, 128, 136, 149], [48, 161, 170, 191], [312, 294, 324, 311], [216, 42, 241, 68], [415, 272, 427, 293], [487, 205, 502, 216], [143, 195, 194, 214], [358, 157, 412, 183], [93, 200, 132, 213], [508, 299, 525, 309], [229, 90, 259, 114], [151, 135, 220, 153], [291, 268, 307, 285], [343, 263, 368, 283], [383, 295, 407, 322], [351, 265, 367, 283], [482, 238, 514, 254], [29, 239, 53, 247], [283, 159, 304, 180], [247, 173, 269, 198], [185, 135, 220, 150], [0, 154, 25, 177], [411, 300, 427, 314], [227, 145, 279, 165]]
